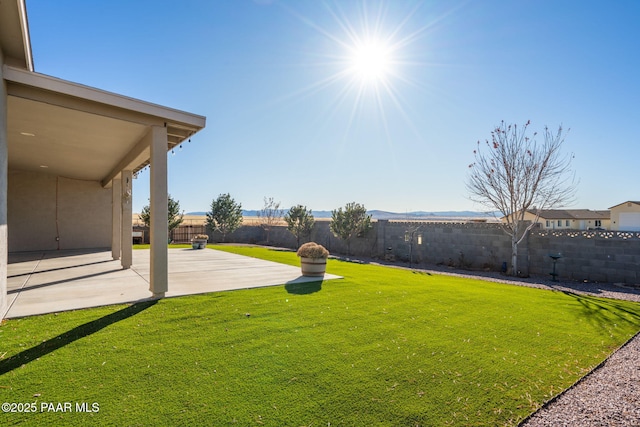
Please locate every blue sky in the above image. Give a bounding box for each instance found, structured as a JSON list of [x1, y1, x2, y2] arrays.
[[27, 0, 640, 214]]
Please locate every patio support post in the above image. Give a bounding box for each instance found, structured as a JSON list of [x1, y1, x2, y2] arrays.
[[121, 170, 133, 269], [0, 49, 8, 317], [149, 125, 168, 297], [112, 178, 121, 260]]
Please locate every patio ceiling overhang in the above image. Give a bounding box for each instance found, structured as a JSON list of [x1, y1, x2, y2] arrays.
[[4, 65, 206, 187]]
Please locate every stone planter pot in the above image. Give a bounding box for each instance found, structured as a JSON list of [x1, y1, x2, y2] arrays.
[[192, 239, 208, 249], [300, 257, 327, 277]]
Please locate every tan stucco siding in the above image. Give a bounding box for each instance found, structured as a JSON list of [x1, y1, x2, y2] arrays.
[[610, 203, 640, 231], [8, 171, 111, 252], [57, 176, 112, 249], [8, 170, 57, 251]]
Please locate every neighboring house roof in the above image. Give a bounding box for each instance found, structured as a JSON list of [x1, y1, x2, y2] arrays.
[[565, 209, 610, 220], [609, 201, 640, 210], [526, 209, 610, 220]]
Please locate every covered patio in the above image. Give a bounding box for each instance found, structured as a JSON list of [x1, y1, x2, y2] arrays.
[[1, 0, 206, 318], [6, 248, 342, 318]]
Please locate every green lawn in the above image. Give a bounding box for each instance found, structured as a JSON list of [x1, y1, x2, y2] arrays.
[[2, 246, 640, 426]]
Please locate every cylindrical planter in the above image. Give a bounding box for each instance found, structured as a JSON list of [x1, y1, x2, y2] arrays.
[[192, 239, 207, 249], [300, 257, 327, 277]]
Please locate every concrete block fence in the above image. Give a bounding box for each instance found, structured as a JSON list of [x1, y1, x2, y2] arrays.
[[154, 220, 640, 285]]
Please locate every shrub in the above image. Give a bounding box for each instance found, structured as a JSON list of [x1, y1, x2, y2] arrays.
[[139, 194, 184, 233], [285, 205, 315, 248], [296, 242, 329, 259], [192, 234, 209, 240], [206, 193, 243, 242], [330, 202, 372, 255]]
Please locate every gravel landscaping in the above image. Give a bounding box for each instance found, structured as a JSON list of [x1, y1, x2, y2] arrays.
[[522, 332, 640, 426]]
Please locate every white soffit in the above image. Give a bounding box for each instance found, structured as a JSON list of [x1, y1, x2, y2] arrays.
[[8, 96, 149, 181], [4, 66, 206, 184]]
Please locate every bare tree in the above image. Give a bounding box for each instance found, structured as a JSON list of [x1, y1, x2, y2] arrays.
[[258, 196, 284, 245], [466, 121, 577, 276]]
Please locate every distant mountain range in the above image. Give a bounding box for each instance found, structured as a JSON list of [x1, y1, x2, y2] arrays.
[[187, 210, 500, 220], [367, 210, 500, 220]]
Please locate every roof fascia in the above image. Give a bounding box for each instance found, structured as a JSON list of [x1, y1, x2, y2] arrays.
[[609, 201, 640, 210], [3, 65, 206, 129], [17, 0, 34, 71]]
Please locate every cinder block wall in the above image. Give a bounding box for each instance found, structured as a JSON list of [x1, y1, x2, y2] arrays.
[[528, 230, 640, 283], [213, 220, 515, 268], [376, 221, 514, 270], [202, 220, 640, 284], [220, 221, 379, 257]]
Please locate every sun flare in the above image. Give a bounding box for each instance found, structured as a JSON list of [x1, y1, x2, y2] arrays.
[[349, 40, 392, 84], [280, 0, 432, 143]]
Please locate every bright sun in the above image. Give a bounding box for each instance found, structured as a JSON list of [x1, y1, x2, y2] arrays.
[[282, 0, 430, 135], [349, 40, 392, 84]]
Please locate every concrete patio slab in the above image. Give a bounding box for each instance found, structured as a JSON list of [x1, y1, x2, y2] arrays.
[[5, 248, 341, 318]]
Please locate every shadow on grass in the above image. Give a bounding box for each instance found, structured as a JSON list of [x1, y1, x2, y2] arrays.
[[563, 291, 640, 327], [412, 270, 433, 276], [332, 256, 370, 265], [268, 248, 295, 253], [285, 280, 323, 295], [0, 300, 157, 376]]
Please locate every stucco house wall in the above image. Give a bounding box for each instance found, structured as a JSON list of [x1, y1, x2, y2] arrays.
[[610, 201, 640, 231], [8, 170, 111, 252], [521, 210, 610, 231]]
